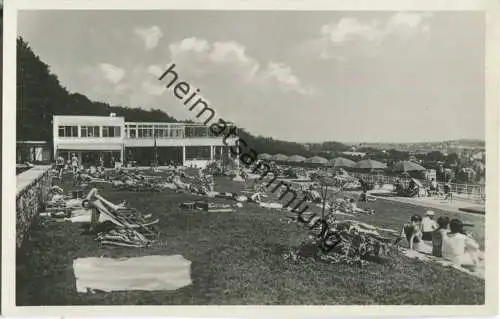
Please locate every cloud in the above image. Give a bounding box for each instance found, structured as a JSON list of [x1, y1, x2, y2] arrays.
[[260, 62, 315, 95], [167, 37, 311, 94], [320, 18, 381, 44], [78, 63, 170, 112], [97, 63, 125, 84], [141, 80, 165, 96], [312, 12, 433, 60], [147, 64, 164, 77], [387, 12, 433, 30], [77, 37, 314, 127], [134, 26, 163, 50]]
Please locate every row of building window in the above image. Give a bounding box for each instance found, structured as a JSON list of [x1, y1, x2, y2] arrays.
[[58, 124, 224, 139], [125, 126, 219, 138], [126, 127, 185, 138], [58, 126, 122, 138]]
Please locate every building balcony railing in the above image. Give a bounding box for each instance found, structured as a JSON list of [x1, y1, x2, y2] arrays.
[[124, 123, 232, 139]]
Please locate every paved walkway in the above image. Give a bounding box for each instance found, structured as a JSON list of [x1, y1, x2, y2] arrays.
[[372, 195, 485, 217]]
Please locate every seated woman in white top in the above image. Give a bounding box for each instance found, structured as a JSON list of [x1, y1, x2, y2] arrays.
[[442, 219, 480, 268]]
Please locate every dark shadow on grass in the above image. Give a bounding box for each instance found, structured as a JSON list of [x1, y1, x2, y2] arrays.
[[79, 221, 117, 235], [278, 240, 392, 266]]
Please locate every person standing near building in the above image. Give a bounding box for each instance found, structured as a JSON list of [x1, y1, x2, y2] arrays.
[[56, 155, 64, 167], [444, 179, 453, 201], [71, 153, 79, 174], [56, 155, 65, 178]]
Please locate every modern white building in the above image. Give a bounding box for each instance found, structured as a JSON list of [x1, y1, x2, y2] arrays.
[[53, 115, 238, 168]]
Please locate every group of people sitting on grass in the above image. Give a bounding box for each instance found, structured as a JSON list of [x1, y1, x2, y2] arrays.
[[399, 210, 481, 269]]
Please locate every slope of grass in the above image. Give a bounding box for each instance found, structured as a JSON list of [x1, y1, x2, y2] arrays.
[[16, 177, 485, 305]]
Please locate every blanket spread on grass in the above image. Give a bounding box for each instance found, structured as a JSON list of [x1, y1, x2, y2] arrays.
[[73, 255, 192, 292], [401, 245, 485, 280]]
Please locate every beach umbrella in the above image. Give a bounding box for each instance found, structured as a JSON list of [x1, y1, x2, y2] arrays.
[[305, 156, 328, 165], [353, 159, 387, 170], [258, 153, 272, 160], [392, 161, 426, 173], [328, 157, 356, 168], [272, 153, 289, 162], [287, 155, 306, 163]]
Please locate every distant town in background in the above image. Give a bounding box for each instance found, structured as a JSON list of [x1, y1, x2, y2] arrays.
[[300, 139, 485, 185]]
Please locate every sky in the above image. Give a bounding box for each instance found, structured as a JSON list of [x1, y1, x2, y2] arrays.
[[17, 10, 485, 143]]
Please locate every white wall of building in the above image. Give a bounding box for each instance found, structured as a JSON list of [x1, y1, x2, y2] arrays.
[[53, 115, 238, 166], [53, 115, 125, 155]]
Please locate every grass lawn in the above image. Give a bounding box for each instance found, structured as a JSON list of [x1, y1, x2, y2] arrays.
[[16, 176, 485, 305]]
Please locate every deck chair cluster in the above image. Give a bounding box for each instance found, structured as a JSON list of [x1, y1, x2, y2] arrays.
[[85, 189, 160, 247]]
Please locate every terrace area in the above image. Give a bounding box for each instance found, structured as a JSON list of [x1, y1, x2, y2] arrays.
[[124, 123, 231, 139]]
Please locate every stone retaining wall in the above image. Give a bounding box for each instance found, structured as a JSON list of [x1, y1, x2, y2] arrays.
[[16, 166, 52, 248]]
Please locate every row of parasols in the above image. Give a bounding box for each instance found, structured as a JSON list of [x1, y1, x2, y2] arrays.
[[257, 154, 427, 173]]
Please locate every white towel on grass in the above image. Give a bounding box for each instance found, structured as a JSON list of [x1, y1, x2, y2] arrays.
[[402, 248, 484, 279], [73, 255, 192, 292], [259, 202, 283, 209], [67, 209, 111, 223]]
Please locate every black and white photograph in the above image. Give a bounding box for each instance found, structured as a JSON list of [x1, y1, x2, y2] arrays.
[[4, 0, 499, 317]]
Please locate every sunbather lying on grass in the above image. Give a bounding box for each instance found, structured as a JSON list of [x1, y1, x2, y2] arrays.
[[347, 199, 375, 215], [325, 198, 374, 215]]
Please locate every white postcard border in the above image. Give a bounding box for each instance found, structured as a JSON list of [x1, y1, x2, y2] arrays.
[[3, 0, 499, 317]]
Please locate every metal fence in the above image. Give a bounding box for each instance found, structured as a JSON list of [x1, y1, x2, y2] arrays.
[[350, 172, 485, 202]]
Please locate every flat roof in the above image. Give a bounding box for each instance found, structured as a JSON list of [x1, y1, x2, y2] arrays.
[[16, 141, 49, 144], [53, 115, 125, 120], [52, 115, 234, 126]]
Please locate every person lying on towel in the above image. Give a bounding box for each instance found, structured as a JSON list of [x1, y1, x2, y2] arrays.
[[249, 191, 268, 203], [333, 197, 352, 212], [347, 198, 374, 215], [172, 175, 190, 191]]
